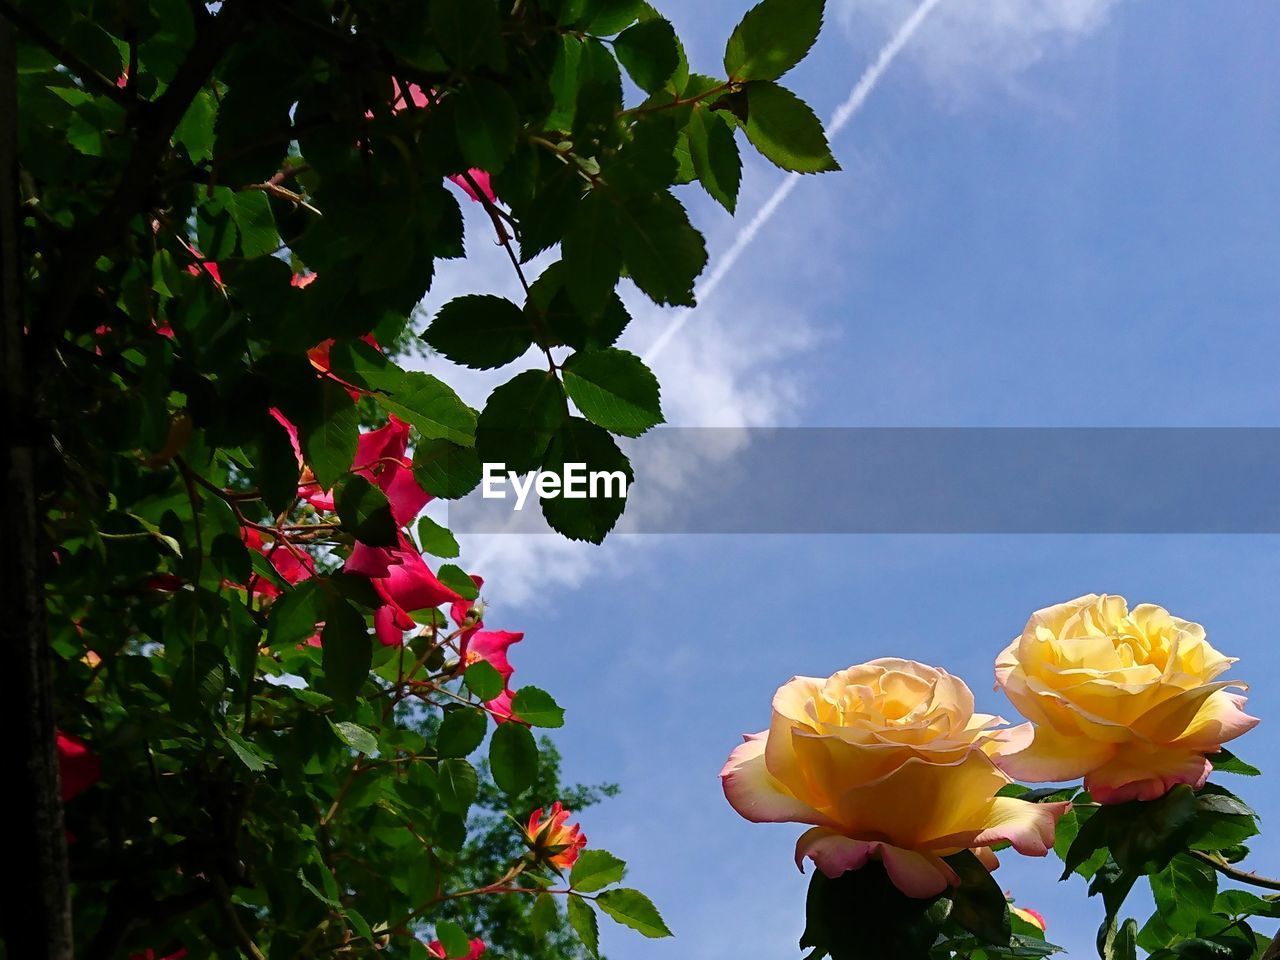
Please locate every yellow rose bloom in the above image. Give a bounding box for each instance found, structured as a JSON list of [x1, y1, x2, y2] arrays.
[[720, 658, 1067, 898], [994, 594, 1259, 804]]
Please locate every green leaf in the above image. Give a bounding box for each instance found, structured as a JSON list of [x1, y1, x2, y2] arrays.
[[571, 850, 626, 892], [539, 418, 633, 543], [436, 758, 478, 813], [335, 474, 397, 547], [412, 439, 483, 500], [1215, 890, 1280, 919], [1110, 786, 1200, 874], [511, 686, 565, 728], [532, 893, 559, 940], [615, 189, 707, 307], [453, 78, 518, 172], [437, 708, 488, 758], [380, 372, 476, 446], [489, 721, 538, 794], [944, 849, 1010, 947], [320, 597, 372, 707], [475, 370, 567, 474], [567, 896, 600, 957], [562, 190, 623, 316], [613, 17, 679, 93], [434, 920, 474, 960], [724, 0, 825, 81], [299, 381, 360, 492], [563, 348, 663, 437], [1151, 854, 1218, 935], [1103, 917, 1138, 960], [1212, 749, 1261, 777], [743, 80, 839, 173], [596, 888, 672, 938], [437, 564, 479, 600], [687, 108, 742, 212], [465, 661, 505, 701], [416, 516, 460, 558], [229, 190, 280, 259], [423, 295, 535, 370], [266, 581, 321, 648], [801, 865, 947, 960], [328, 719, 378, 755], [430, 0, 504, 69], [529, 261, 631, 351], [586, 0, 645, 34], [223, 730, 272, 772]]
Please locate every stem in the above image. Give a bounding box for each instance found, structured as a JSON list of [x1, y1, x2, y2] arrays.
[[1191, 851, 1280, 892], [212, 875, 268, 960]]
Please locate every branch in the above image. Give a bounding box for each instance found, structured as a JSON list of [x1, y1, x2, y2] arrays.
[[35, 0, 254, 345], [0, 0, 135, 107], [1191, 850, 1280, 892]]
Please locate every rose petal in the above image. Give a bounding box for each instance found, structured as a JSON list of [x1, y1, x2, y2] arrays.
[[720, 734, 831, 827]]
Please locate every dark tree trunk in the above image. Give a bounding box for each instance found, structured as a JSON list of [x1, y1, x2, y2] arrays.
[[0, 16, 72, 960]]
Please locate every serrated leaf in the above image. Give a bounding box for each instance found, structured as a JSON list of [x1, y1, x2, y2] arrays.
[[336, 474, 397, 547], [614, 17, 679, 93], [539, 418, 633, 543], [489, 721, 538, 794], [454, 78, 518, 172], [562, 190, 622, 316], [743, 80, 838, 173], [266, 579, 323, 648], [1212, 749, 1261, 777], [321, 597, 372, 707], [571, 849, 626, 892], [724, 0, 824, 82], [299, 381, 360, 492], [223, 730, 272, 771], [563, 348, 662, 437], [380, 372, 476, 446], [437, 564, 479, 600], [416, 516, 460, 557], [567, 896, 600, 956], [532, 893, 559, 941], [437, 708, 487, 758], [230, 190, 280, 259], [465, 661, 505, 701], [511, 686, 565, 728], [437, 758, 478, 812], [614, 189, 707, 307], [423, 295, 534, 370], [596, 888, 672, 938], [329, 719, 378, 755], [687, 108, 742, 212], [434, 920, 473, 960], [475, 369, 567, 474], [412, 439, 483, 500], [1151, 854, 1218, 935]]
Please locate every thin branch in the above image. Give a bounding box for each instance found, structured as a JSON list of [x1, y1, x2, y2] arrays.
[[0, 0, 134, 107], [1192, 850, 1280, 892]]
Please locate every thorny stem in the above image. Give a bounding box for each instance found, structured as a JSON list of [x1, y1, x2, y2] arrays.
[[1191, 851, 1280, 892]]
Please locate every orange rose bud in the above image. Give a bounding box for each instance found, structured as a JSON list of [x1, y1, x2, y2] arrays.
[[523, 802, 586, 869]]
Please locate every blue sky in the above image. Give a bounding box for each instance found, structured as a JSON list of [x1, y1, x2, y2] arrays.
[[422, 1, 1280, 956]]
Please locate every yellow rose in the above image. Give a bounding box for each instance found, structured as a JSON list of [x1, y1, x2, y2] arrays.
[[720, 658, 1067, 898], [994, 594, 1259, 804]]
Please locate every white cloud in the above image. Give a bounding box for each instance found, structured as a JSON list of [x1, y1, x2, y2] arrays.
[[837, 0, 1121, 105]]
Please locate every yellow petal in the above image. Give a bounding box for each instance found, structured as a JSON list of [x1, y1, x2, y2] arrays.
[[992, 722, 1116, 783]]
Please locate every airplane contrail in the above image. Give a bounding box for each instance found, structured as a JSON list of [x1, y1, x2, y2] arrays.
[[642, 0, 944, 366], [466, 0, 942, 570]]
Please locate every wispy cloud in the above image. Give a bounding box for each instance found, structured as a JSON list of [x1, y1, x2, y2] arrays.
[[837, 0, 1121, 105]]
